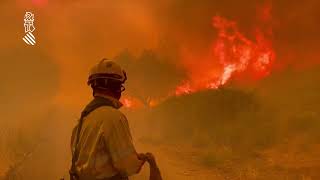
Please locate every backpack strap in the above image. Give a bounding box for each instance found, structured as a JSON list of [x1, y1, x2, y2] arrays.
[[70, 97, 115, 180]]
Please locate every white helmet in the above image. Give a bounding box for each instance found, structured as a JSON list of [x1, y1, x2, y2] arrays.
[[87, 58, 127, 86]]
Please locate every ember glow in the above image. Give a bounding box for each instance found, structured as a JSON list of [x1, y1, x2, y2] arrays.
[[121, 96, 164, 109], [175, 9, 275, 96], [121, 96, 144, 109], [122, 98, 132, 108]]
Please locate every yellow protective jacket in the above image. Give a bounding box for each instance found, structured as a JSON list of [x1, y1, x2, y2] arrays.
[[70, 94, 143, 180]]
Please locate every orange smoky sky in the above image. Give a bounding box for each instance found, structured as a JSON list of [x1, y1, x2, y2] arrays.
[[1, 0, 320, 110]]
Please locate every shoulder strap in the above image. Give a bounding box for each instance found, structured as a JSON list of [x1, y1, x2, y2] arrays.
[[70, 97, 115, 180]]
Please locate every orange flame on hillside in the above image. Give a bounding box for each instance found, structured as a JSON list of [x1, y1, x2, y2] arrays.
[[175, 7, 275, 96], [123, 3, 276, 108]]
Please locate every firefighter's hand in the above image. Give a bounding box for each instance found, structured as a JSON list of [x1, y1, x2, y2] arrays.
[[145, 152, 157, 166], [137, 153, 148, 162], [138, 152, 157, 166], [145, 153, 155, 161]]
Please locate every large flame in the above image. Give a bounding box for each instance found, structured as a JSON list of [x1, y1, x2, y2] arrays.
[[124, 3, 276, 108], [175, 9, 275, 96]]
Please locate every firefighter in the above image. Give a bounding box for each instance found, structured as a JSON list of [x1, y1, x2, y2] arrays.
[[70, 58, 147, 180]]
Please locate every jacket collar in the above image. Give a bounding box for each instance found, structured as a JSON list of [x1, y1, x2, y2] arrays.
[[93, 93, 123, 109]]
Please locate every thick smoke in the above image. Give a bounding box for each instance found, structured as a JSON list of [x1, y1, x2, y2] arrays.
[[2, 0, 319, 105], [1, 0, 320, 179]]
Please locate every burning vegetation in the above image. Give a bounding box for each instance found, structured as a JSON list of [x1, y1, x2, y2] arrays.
[[120, 3, 276, 108], [1, 0, 320, 179], [175, 12, 275, 95]]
